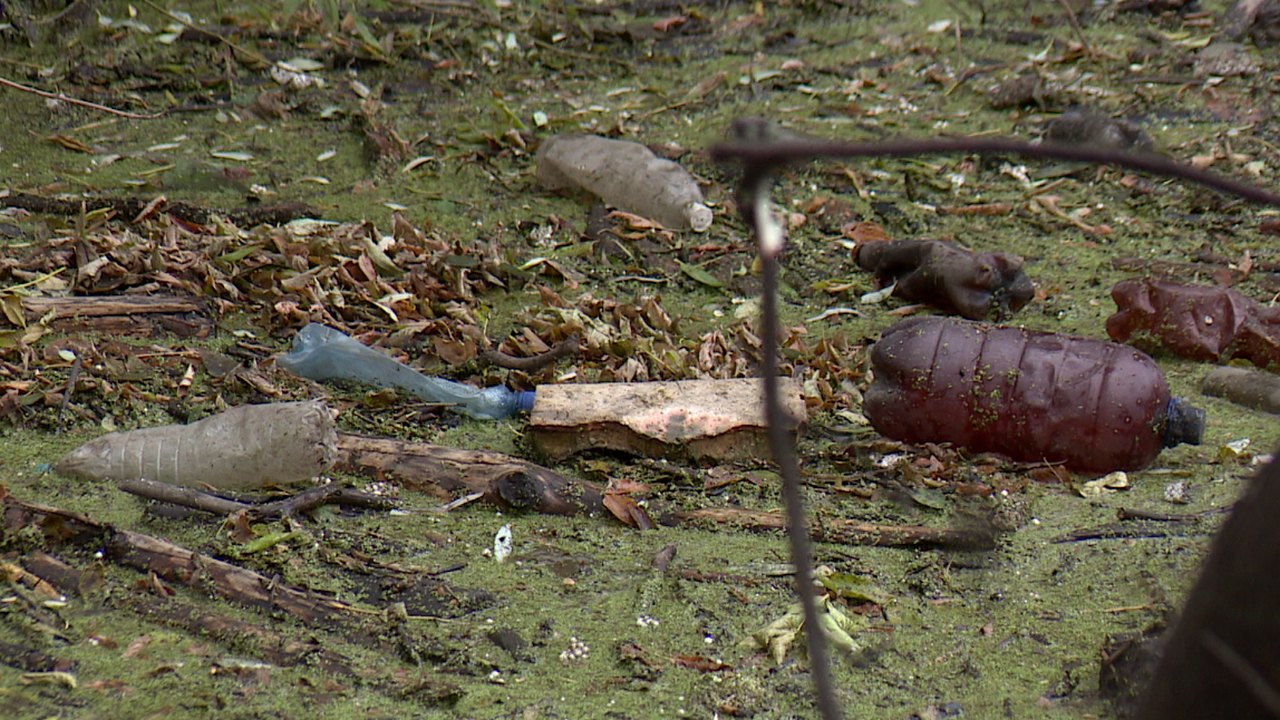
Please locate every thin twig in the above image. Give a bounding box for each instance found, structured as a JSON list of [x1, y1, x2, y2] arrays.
[[55, 355, 81, 434], [1117, 506, 1231, 522], [0, 76, 164, 119], [1055, 0, 1092, 55], [738, 145, 844, 719], [709, 134, 1280, 208], [477, 333, 580, 371], [137, 0, 273, 67], [117, 477, 395, 519]]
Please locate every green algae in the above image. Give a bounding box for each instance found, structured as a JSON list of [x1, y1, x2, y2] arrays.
[[2, 0, 1279, 718]]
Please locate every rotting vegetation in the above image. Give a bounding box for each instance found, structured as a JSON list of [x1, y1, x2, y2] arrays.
[[1, 1, 1278, 718]]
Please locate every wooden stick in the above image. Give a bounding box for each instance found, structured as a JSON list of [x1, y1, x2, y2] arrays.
[[116, 477, 396, 519], [670, 506, 996, 549], [335, 433, 606, 516], [23, 551, 353, 675], [0, 75, 164, 119], [2, 494, 354, 626], [477, 333, 580, 371]]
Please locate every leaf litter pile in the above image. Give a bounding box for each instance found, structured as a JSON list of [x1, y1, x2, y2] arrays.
[[1, 0, 1280, 718]]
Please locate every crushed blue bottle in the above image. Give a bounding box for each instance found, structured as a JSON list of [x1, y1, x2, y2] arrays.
[[278, 323, 535, 420]]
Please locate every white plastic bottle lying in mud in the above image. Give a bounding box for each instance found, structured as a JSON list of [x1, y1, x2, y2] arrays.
[[55, 400, 338, 490], [536, 134, 713, 232]]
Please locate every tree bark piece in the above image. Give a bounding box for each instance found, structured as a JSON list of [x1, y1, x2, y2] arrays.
[[528, 378, 806, 462], [335, 433, 605, 516], [19, 294, 211, 338]]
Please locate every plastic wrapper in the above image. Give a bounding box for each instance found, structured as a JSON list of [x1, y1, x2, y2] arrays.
[[55, 400, 337, 490], [855, 239, 1034, 320], [864, 316, 1204, 474], [1106, 278, 1280, 369], [536, 134, 712, 232]]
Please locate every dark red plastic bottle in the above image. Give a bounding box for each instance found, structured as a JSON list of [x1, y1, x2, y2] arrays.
[[864, 316, 1204, 473]]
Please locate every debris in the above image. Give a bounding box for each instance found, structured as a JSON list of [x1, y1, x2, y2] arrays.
[[493, 524, 513, 563], [854, 239, 1033, 320], [1106, 278, 1280, 370], [115, 476, 394, 519], [8, 294, 211, 339], [864, 317, 1204, 474], [528, 378, 805, 462], [536, 134, 712, 231], [334, 433, 607, 518], [277, 324, 534, 420], [55, 400, 338, 490], [1043, 109, 1155, 153], [1201, 366, 1280, 415], [2, 493, 355, 626]]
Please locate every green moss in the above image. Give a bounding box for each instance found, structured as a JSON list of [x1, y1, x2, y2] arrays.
[[2, 0, 1278, 717]]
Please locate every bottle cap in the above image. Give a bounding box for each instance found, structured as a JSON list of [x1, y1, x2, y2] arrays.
[[685, 203, 713, 232], [515, 390, 537, 413], [1163, 397, 1205, 448]]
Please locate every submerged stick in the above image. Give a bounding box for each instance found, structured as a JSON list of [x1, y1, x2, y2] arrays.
[[670, 507, 995, 549], [116, 477, 395, 519], [22, 551, 353, 675], [1, 494, 353, 626], [710, 131, 1280, 208]]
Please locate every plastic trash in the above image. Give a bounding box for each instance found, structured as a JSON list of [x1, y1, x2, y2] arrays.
[[277, 323, 535, 420], [864, 316, 1204, 474], [1201, 366, 1280, 415], [855, 239, 1034, 320], [535, 134, 713, 232], [1106, 278, 1280, 370], [1043, 108, 1154, 152], [55, 400, 337, 490]]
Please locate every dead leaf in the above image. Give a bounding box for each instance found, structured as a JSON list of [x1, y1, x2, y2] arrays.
[[841, 221, 891, 243], [123, 635, 152, 659], [603, 492, 655, 530]]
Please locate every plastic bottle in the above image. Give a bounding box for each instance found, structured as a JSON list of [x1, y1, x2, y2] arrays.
[[1106, 278, 1280, 370], [56, 400, 337, 489], [277, 324, 535, 421], [863, 316, 1204, 474], [854, 239, 1034, 320], [536, 134, 713, 232]]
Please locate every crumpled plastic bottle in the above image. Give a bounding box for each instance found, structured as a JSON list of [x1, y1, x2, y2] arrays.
[[277, 323, 535, 420], [1106, 278, 1280, 370], [536, 134, 713, 232], [864, 316, 1204, 473], [855, 239, 1034, 320]]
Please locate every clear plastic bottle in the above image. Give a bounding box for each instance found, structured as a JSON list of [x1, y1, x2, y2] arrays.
[[864, 316, 1204, 473], [536, 134, 713, 232], [277, 324, 535, 420]]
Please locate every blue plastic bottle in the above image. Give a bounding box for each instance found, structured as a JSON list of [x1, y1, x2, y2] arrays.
[[277, 323, 535, 420]]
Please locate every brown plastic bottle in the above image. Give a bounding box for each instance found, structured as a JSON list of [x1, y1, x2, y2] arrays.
[[864, 316, 1204, 474], [1106, 278, 1280, 370]]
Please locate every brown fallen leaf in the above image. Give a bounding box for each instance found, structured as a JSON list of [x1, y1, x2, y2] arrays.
[[603, 492, 654, 530]]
